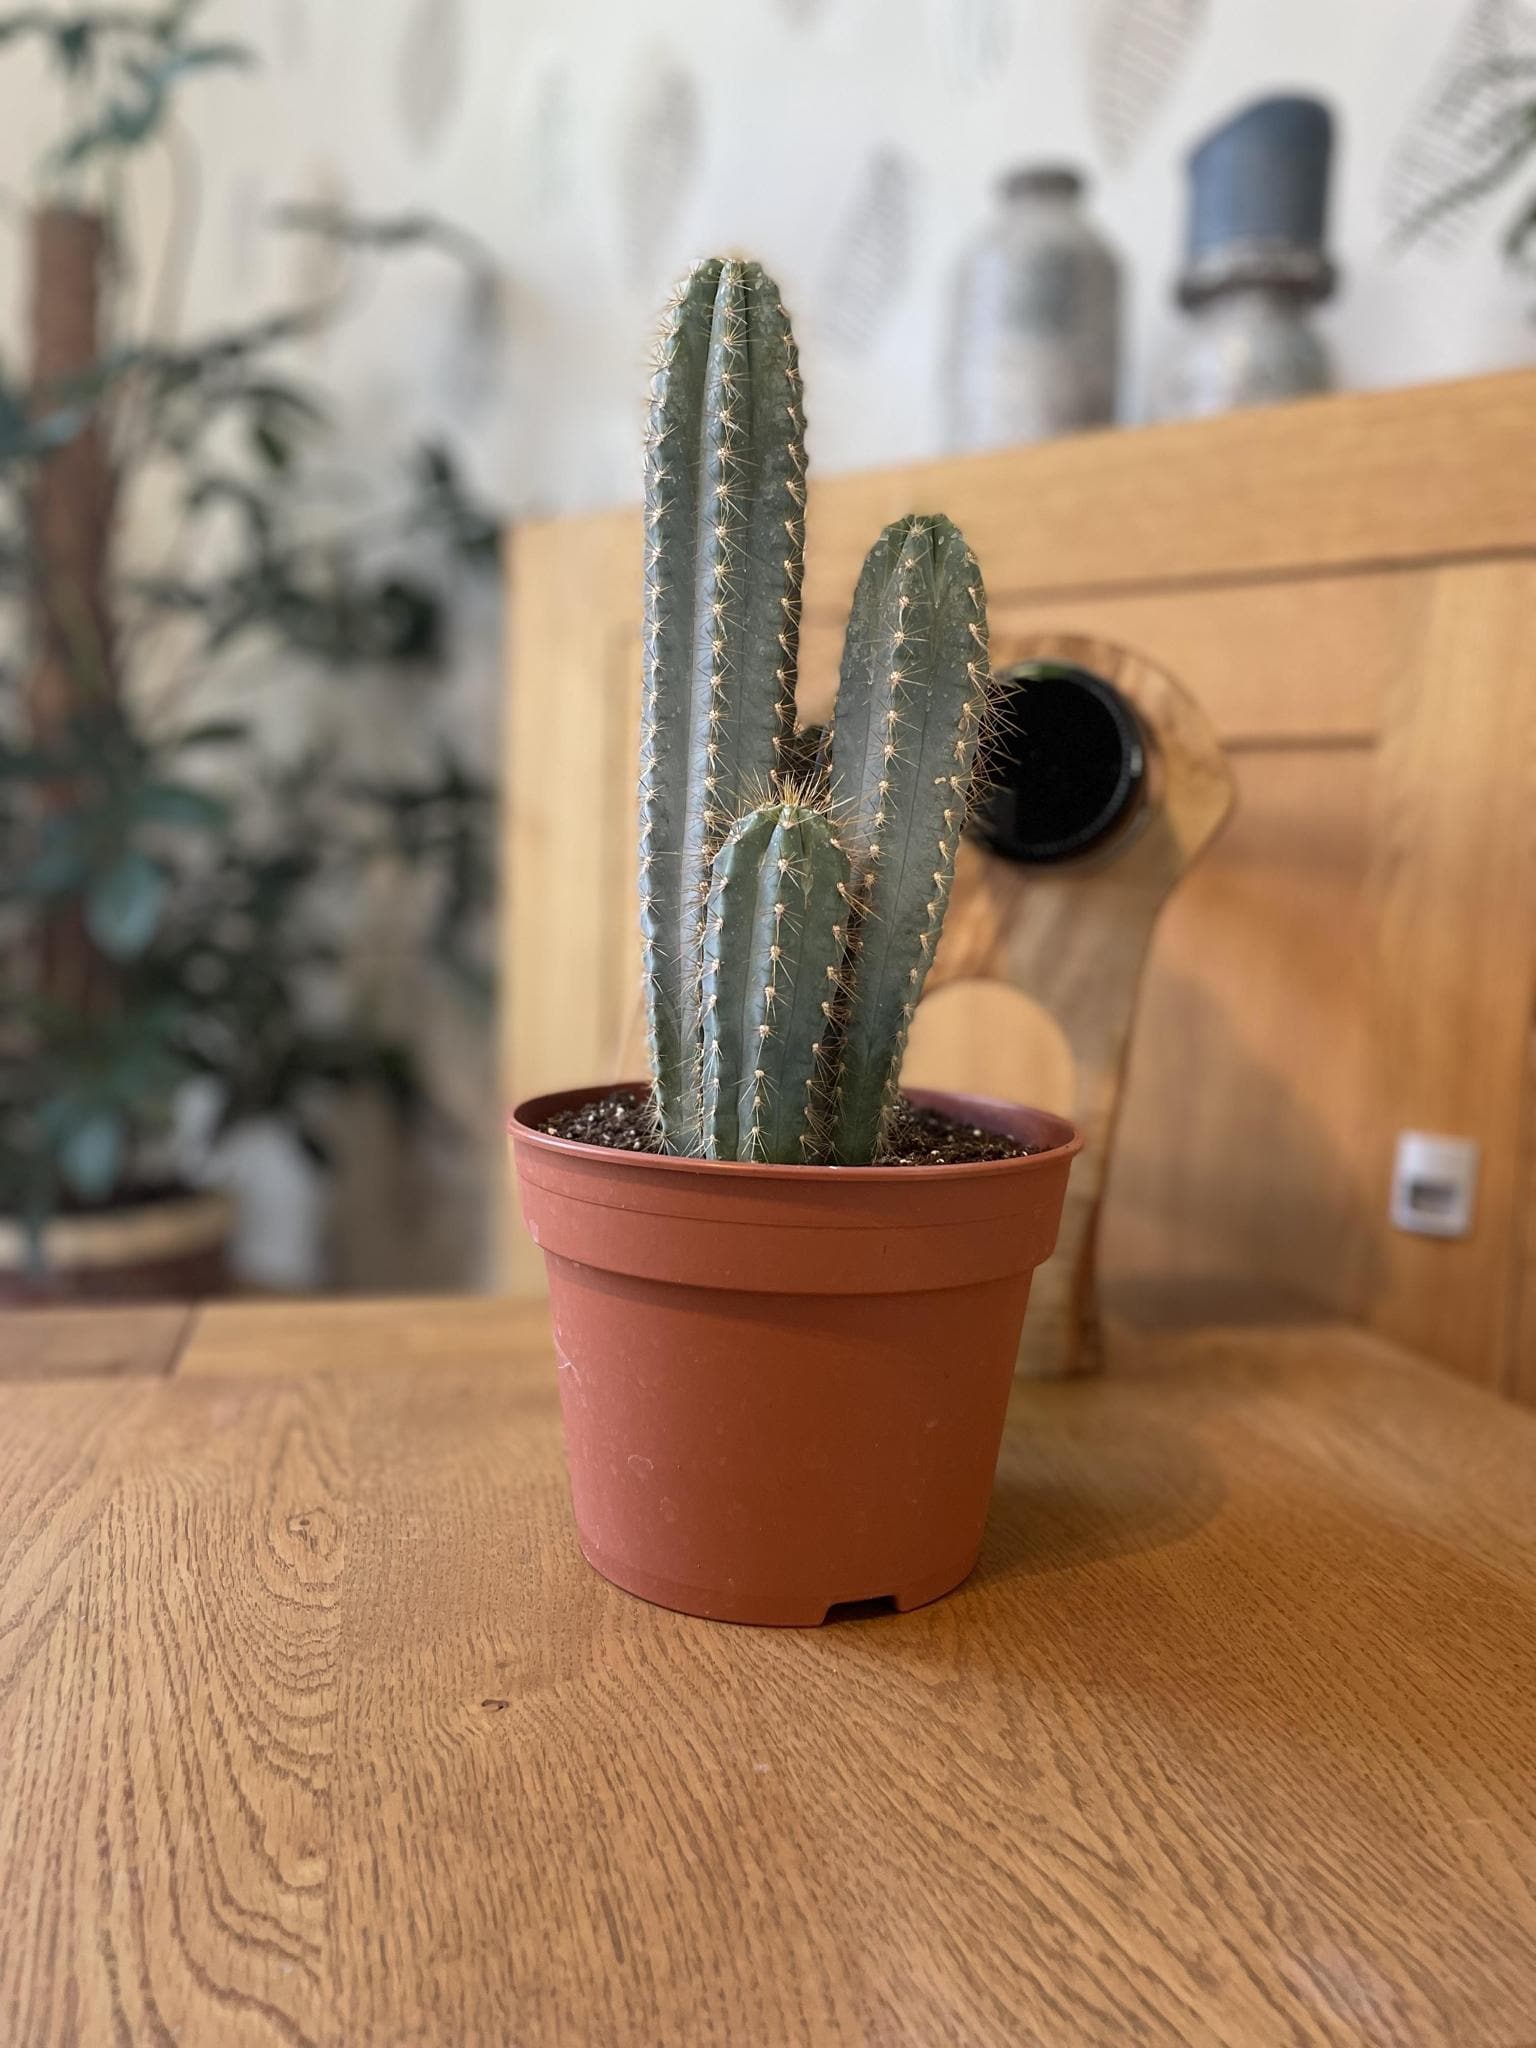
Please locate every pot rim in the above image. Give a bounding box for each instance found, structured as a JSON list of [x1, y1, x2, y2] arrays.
[[508, 1080, 1082, 1183]]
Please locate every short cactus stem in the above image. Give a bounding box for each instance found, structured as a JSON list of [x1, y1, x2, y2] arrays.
[[700, 803, 851, 1164]]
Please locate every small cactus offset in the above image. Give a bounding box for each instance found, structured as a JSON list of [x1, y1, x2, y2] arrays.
[[639, 259, 990, 1165], [700, 803, 850, 1163], [639, 257, 807, 1152]]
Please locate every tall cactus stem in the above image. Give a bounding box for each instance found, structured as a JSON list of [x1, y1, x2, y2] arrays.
[[639, 258, 807, 1152]]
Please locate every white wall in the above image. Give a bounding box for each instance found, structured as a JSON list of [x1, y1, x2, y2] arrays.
[[3, 0, 1523, 523]]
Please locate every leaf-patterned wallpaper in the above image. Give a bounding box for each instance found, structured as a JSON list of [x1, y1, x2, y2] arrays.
[[1087, 0, 1209, 166], [615, 54, 702, 288], [818, 150, 915, 353], [9, 0, 1525, 521], [396, 0, 467, 157], [1382, 0, 1536, 249]]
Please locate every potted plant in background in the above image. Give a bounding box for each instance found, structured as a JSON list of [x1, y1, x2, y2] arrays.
[[0, 4, 498, 1300], [510, 257, 1081, 1628]]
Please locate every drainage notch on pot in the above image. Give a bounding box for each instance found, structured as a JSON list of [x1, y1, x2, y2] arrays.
[[973, 660, 1148, 865]]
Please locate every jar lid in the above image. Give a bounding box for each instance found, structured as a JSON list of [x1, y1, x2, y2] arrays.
[[1179, 95, 1336, 300]]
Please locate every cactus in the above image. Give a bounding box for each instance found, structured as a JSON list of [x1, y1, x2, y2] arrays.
[[827, 514, 990, 1161], [700, 802, 850, 1162], [638, 259, 990, 1166], [639, 257, 807, 1152]]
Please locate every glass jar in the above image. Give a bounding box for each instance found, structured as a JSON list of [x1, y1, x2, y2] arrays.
[[944, 165, 1121, 451], [1156, 274, 1333, 421]]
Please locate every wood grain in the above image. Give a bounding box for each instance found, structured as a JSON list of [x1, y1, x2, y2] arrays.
[[4, 1301, 1536, 2045], [0, 1368, 344, 2046], [984, 568, 1429, 746], [904, 631, 1234, 1377], [798, 567, 1426, 750], [510, 372, 1536, 644], [0, 1304, 193, 1380], [1513, 1011, 1536, 1407], [179, 1294, 550, 1378], [1106, 744, 1377, 1321], [502, 510, 641, 1292], [790, 369, 1536, 615], [1363, 560, 1536, 1382]]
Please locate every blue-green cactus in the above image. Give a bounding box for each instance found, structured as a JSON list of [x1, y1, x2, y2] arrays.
[[638, 260, 990, 1166], [639, 257, 806, 1152]]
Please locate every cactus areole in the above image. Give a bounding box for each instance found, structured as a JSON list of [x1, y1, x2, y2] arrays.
[[509, 257, 1082, 1627]]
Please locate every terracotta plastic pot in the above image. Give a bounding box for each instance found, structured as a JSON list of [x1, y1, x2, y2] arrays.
[[509, 1083, 1081, 1627]]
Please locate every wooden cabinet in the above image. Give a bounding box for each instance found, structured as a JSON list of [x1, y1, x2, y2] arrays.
[[502, 371, 1536, 1397]]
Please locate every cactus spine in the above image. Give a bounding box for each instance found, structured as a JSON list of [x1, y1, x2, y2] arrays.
[[639, 258, 807, 1152], [700, 803, 849, 1162], [638, 259, 990, 1166], [828, 515, 990, 1161]]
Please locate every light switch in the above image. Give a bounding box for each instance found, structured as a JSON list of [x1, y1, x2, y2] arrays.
[[1390, 1132, 1479, 1240]]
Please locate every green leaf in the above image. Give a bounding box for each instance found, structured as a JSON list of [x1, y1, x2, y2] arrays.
[[172, 719, 249, 748], [0, 374, 93, 463], [186, 471, 274, 543], [252, 418, 290, 470], [54, 37, 253, 169], [0, 15, 59, 49], [126, 573, 211, 612], [294, 1123, 333, 1169], [22, 815, 96, 896], [148, 37, 252, 79], [59, 1110, 123, 1203], [372, 577, 444, 664], [435, 940, 494, 1008], [242, 377, 328, 427], [86, 850, 167, 958], [419, 440, 455, 488], [0, 741, 68, 781], [151, 0, 212, 40], [136, 781, 229, 831], [271, 203, 474, 258], [56, 20, 97, 72]]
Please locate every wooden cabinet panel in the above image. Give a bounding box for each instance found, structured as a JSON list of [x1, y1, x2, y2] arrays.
[[1362, 561, 1536, 1383], [502, 375, 1536, 1395], [797, 371, 1536, 617], [1107, 743, 1378, 1324], [990, 572, 1424, 745]]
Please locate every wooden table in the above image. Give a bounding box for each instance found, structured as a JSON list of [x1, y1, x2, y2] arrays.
[[2, 1301, 1534, 2046]]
